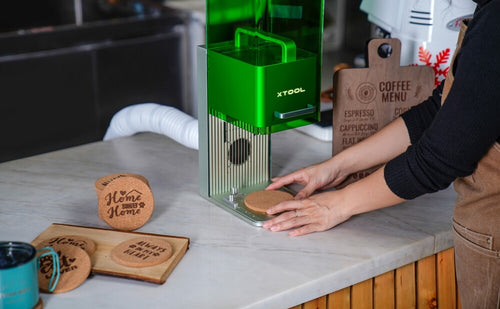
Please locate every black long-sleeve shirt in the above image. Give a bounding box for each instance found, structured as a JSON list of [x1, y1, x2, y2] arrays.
[[384, 0, 500, 199]]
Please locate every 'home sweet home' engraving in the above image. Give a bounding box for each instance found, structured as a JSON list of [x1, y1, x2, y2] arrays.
[[104, 189, 145, 219]]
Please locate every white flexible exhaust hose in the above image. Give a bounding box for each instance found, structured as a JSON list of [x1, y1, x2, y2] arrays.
[[103, 103, 199, 150]]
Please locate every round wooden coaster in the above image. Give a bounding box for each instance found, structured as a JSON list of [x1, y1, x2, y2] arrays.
[[94, 173, 149, 197], [35, 235, 96, 256], [244, 190, 294, 214], [111, 237, 173, 268], [98, 176, 154, 231], [38, 244, 91, 294]]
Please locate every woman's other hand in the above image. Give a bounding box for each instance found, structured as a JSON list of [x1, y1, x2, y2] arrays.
[[263, 167, 406, 236], [262, 191, 351, 236]]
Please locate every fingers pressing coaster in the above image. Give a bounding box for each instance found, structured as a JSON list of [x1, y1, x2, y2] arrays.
[[244, 190, 294, 214]]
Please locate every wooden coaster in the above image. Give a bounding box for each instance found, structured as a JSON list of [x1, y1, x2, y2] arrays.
[[38, 244, 91, 293], [98, 176, 154, 231], [244, 190, 294, 214], [94, 173, 149, 197], [35, 235, 96, 256], [110, 237, 173, 268]]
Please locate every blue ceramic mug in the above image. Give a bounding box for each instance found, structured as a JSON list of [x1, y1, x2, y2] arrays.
[[0, 242, 60, 309]]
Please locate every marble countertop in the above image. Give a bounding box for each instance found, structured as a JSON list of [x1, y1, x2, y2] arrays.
[[0, 130, 456, 309]]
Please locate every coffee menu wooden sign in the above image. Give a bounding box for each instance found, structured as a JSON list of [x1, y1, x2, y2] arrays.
[[332, 38, 435, 186]]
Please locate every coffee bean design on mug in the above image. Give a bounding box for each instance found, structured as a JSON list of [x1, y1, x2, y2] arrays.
[[98, 175, 154, 231]]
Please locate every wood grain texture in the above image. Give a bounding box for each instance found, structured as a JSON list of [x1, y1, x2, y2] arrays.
[[290, 249, 460, 309], [31, 223, 189, 284], [303, 295, 327, 309], [328, 287, 350, 309], [396, 263, 416, 309], [351, 278, 373, 309], [437, 248, 456, 309], [374, 270, 395, 309], [417, 255, 437, 309]]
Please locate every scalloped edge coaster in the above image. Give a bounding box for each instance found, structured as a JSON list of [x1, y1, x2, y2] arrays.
[[111, 237, 173, 268]]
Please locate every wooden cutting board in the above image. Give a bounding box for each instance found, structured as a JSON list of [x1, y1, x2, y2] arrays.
[[332, 38, 435, 186], [31, 223, 189, 284]]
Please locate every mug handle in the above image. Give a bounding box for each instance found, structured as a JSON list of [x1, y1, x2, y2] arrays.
[[37, 246, 60, 292]]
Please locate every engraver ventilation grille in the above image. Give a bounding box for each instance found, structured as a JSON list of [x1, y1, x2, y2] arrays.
[[209, 115, 269, 196]]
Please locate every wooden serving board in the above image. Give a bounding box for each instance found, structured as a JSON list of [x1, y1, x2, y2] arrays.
[[31, 223, 189, 284], [332, 38, 435, 186]]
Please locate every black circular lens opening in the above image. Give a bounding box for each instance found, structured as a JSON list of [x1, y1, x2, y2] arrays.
[[228, 138, 251, 165]]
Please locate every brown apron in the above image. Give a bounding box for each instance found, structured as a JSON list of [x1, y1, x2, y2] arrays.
[[442, 20, 500, 309]]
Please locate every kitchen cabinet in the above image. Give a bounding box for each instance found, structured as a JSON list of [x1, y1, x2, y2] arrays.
[[0, 12, 186, 162], [293, 248, 459, 308]]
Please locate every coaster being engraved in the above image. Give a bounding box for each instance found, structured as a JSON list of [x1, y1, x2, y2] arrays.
[[36, 235, 96, 256], [244, 190, 294, 214], [38, 244, 91, 293], [98, 176, 154, 231], [111, 237, 173, 268]]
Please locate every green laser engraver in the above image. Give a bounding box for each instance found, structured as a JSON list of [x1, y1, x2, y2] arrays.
[[198, 0, 324, 226]]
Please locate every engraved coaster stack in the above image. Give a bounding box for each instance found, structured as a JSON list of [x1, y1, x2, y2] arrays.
[[95, 173, 154, 231]]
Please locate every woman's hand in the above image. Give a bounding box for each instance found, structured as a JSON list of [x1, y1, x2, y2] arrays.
[[262, 191, 351, 236], [267, 117, 411, 200], [266, 159, 349, 200], [266, 118, 411, 199], [263, 167, 407, 237]]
